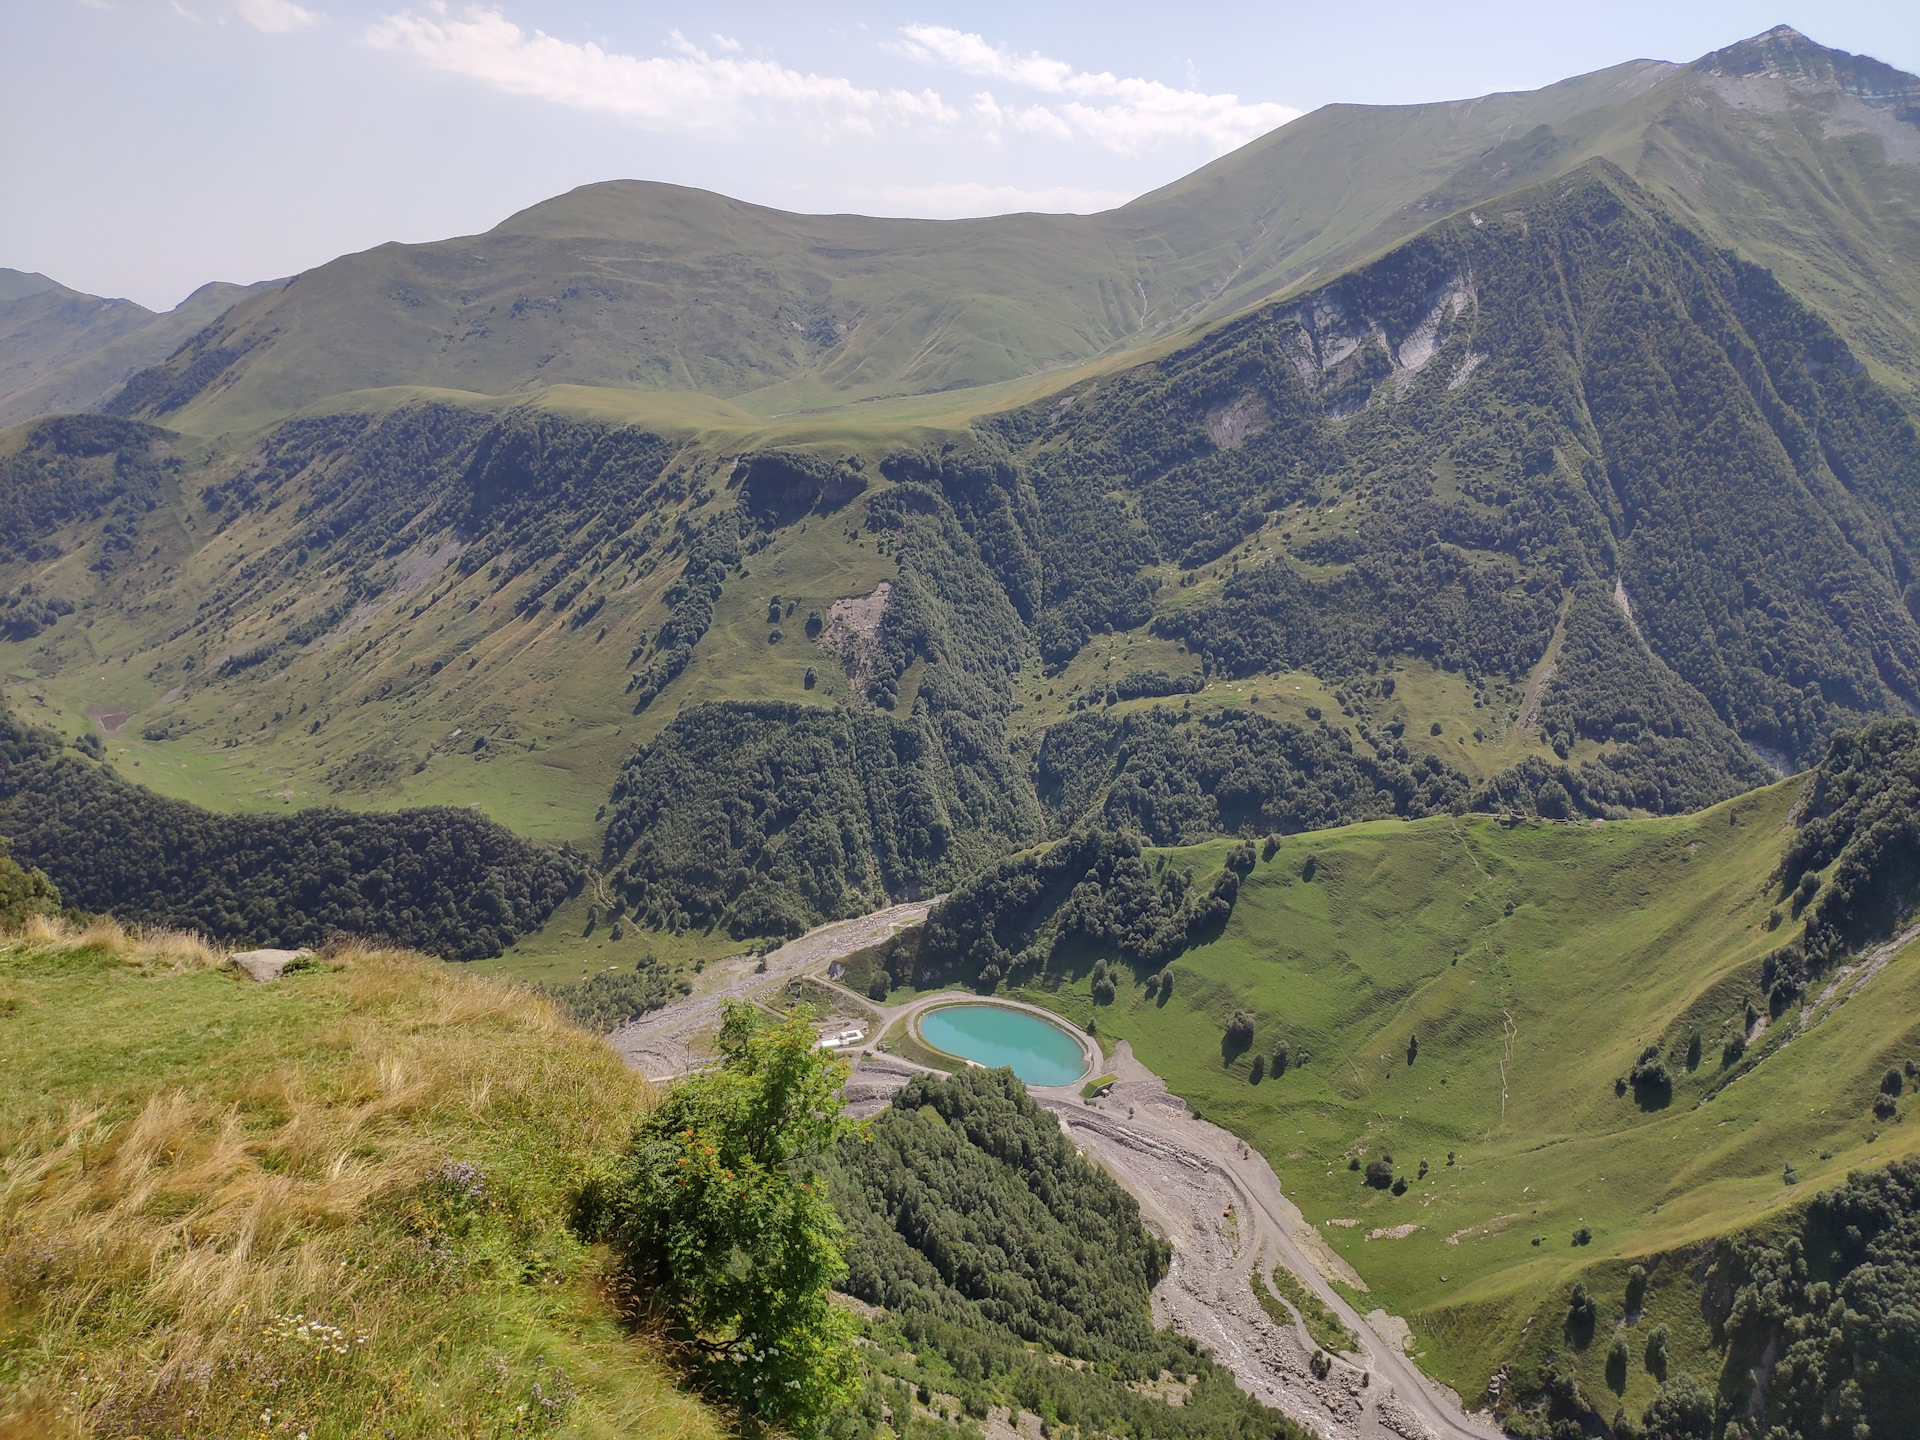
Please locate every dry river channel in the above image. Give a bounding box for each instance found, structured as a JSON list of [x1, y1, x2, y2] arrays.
[[607, 902, 1504, 1440]]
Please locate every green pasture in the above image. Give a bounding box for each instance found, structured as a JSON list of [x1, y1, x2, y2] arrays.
[[1017, 781, 1920, 1409]]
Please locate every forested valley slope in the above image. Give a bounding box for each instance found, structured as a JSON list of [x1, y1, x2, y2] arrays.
[[6, 151, 1919, 964]]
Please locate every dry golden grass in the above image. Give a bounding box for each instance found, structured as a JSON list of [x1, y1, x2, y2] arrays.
[[0, 930, 722, 1440]]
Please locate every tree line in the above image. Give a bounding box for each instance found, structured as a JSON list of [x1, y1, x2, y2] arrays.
[[0, 713, 579, 958]]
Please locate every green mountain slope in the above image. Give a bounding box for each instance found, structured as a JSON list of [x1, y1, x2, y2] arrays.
[[0, 269, 279, 426], [9, 156, 1920, 973], [97, 29, 1920, 434], [916, 730, 1920, 1432]]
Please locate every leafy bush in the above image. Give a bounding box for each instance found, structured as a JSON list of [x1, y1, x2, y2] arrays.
[[0, 837, 59, 927], [587, 1003, 860, 1433]]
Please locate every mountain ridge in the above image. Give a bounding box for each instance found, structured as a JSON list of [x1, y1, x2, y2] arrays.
[[92, 27, 1920, 432], [0, 270, 282, 428]]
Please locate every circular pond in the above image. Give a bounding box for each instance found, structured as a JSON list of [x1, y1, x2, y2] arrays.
[[916, 1003, 1090, 1087]]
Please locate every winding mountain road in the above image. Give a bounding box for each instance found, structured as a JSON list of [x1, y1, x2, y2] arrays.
[[606, 905, 1501, 1440]]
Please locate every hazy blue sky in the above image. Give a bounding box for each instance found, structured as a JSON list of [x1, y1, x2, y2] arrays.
[[5, 1, 1917, 309]]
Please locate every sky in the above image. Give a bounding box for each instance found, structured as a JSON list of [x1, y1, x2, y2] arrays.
[[4, 0, 1917, 310]]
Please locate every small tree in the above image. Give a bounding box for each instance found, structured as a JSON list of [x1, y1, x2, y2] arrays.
[[1364, 1156, 1395, 1189], [1250, 1054, 1266, 1084], [1883, 1067, 1905, 1097], [1568, 1281, 1598, 1327], [1606, 1336, 1629, 1393], [1625, 1263, 1648, 1313], [592, 1001, 861, 1432], [1645, 1325, 1669, 1379], [1272, 1040, 1290, 1076], [1225, 1010, 1255, 1046]]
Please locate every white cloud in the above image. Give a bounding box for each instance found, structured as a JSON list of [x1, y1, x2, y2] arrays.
[[366, 6, 954, 137], [894, 24, 1299, 156], [238, 0, 318, 31], [710, 32, 740, 54]]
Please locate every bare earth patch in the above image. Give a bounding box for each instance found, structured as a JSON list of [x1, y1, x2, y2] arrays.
[[85, 705, 131, 734], [1445, 1214, 1519, 1245], [818, 581, 891, 684]]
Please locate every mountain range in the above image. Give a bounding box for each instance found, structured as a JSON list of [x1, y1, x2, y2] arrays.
[[6, 20, 1920, 1440]]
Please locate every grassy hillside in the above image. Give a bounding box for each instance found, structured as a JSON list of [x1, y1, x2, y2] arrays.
[[0, 920, 723, 1439], [971, 775, 1920, 1423], [101, 31, 1920, 431]]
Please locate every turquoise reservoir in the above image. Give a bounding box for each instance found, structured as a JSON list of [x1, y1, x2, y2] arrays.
[[917, 1004, 1089, 1086]]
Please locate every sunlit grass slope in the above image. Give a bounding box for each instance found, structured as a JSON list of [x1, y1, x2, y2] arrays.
[[1020, 777, 1920, 1415], [0, 921, 722, 1440]]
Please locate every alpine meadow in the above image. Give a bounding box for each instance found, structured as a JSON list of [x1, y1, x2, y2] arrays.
[[6, 19, 1920, 1440]]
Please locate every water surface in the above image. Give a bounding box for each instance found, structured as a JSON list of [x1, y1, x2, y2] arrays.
[[917, 1003, 1088, 1086]]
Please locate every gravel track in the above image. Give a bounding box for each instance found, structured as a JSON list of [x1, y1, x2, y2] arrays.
[[605, 900, 934, 1081]]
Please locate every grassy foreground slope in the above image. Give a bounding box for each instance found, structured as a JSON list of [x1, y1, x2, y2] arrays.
[[1005, 776, 1920, 1418], [0, 922, 722, 1440]]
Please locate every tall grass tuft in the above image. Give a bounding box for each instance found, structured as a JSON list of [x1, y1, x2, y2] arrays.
[[0, 931, 719, 1439]]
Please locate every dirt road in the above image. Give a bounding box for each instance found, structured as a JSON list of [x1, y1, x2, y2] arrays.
[[606, 900, 933, 1080]]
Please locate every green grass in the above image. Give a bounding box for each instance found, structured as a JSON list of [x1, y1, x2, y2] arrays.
[[1014, 779, 1920, 1412], [1254, 1265, 1358, 1356], [0, 921, 722, 1439]]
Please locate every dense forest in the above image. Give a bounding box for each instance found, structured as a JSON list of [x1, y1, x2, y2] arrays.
[[1038, 705, 1470, 840], [916, 827, 1241, 990], [1699, 1160, 1920, 1439], [1777, 719, 1920, 969], [990, 163, 1920, 788], [824, 1067, 1302, 1439], [0, 413, 177, 569], [601, 476, 1047, 939], [0, 714, 578, 957]]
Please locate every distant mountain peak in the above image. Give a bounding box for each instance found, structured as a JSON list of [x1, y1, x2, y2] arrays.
[[0, 268, 59, 303], [1697, 25, 1920, 101]]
